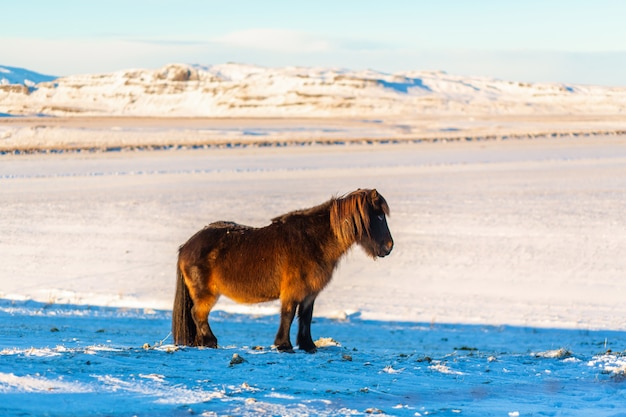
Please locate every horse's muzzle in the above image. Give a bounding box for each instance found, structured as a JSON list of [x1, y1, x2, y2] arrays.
[[378, 239, 394, 257]]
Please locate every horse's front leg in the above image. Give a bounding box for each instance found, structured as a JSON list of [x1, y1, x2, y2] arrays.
[[297, 295, 317, 353], [274, 301, 297, 352]]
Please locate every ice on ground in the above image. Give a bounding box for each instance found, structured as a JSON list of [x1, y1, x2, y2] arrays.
[[428, 362, 464, 376], [533, 348, 572, 359], [588, 353, 626, 377], [0, 372, 93, 394]]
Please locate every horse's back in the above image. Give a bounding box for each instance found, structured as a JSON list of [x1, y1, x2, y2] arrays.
[[178, 221, 251, 263], [207, 221, 248, 231]]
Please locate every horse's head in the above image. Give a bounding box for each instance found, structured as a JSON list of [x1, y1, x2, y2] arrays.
[[331, 189, 394, 258], [360, 189, 394, 258]]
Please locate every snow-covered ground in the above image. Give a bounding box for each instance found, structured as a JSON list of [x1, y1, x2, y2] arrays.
[[2, 132, 626, 415], [3, 300, 626, 417], [3, 135, 626, 329], [2, 115, 626, 154]]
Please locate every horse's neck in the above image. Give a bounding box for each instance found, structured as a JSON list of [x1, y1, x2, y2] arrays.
[[277, 208, 352, 264], [326, 217, 358, 263]]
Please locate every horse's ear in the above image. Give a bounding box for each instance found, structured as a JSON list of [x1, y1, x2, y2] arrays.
[[370, 189, 390, 215], [369, 189, 381, 207]]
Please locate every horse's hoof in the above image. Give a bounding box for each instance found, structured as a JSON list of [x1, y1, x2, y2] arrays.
[[297, 338, 317, 353], [299, 345, 317, 354], [275, 343, 295, 353], [196, 339, 218, 349]]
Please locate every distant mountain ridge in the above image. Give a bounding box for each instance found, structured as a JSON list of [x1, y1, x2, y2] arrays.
[[0, 65, 57, 88], [1, 63, 625, 117]]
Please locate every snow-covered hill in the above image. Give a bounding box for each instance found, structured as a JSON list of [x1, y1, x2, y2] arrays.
[[0, 65, 56, 90], [1, 63, 625, 117]]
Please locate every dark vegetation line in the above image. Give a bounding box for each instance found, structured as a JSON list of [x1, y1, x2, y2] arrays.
[[2, 129, 625, 156]]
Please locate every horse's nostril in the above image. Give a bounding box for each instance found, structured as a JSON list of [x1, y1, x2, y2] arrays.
[[379, 240, 393, 256]]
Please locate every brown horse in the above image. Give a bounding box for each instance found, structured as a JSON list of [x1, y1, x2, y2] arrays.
[[172, 189, 393, 352]]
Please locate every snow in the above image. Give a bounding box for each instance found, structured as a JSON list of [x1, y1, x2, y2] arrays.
[[0, 65, 56, 88], [0, 372, 93, 394], [2, 131, 626, 415], [2, 63, 626, 414], [2, 301, 626, 416], [3, 134, 626, 329], [1, 62, 626, 153], [1, 63, 626, 120]]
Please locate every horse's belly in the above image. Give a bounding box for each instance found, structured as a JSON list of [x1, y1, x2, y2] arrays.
[[212, 268, 281, 304], [222, 285, 280, 304], [227, 291, 278, 304]]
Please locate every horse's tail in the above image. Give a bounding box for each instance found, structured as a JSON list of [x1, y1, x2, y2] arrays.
[[172, 262, 196, 346]]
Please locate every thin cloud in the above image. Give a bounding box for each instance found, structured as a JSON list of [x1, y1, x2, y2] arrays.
[[214, 29, 334, 53], [212, 28, 394, 56], [129, 38, 211, 46]]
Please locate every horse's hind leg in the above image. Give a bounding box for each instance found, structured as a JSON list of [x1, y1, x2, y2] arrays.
[[191, 296, 218, 347], [184, 265, 219, 347], [296, 295, 317, 353]]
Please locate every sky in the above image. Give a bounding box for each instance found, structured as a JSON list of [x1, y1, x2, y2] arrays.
[[2, 0, 626, 86]]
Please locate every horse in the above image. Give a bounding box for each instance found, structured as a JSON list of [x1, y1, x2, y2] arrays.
[[172, 188, 393, 352]]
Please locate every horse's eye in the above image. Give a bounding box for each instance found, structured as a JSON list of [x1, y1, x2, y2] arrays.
[[377, 214, 385, 221]]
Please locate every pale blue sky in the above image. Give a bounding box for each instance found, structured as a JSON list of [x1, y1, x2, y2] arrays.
[[2, 0, 625, 85]]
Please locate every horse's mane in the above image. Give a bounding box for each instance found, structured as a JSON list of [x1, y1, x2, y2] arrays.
[[271, 189, 389, 247], [330, 189, 389, 247], [271, 200, 333, 223]]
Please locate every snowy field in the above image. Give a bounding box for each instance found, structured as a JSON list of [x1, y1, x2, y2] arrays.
[[2, 131, 626, 415]]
